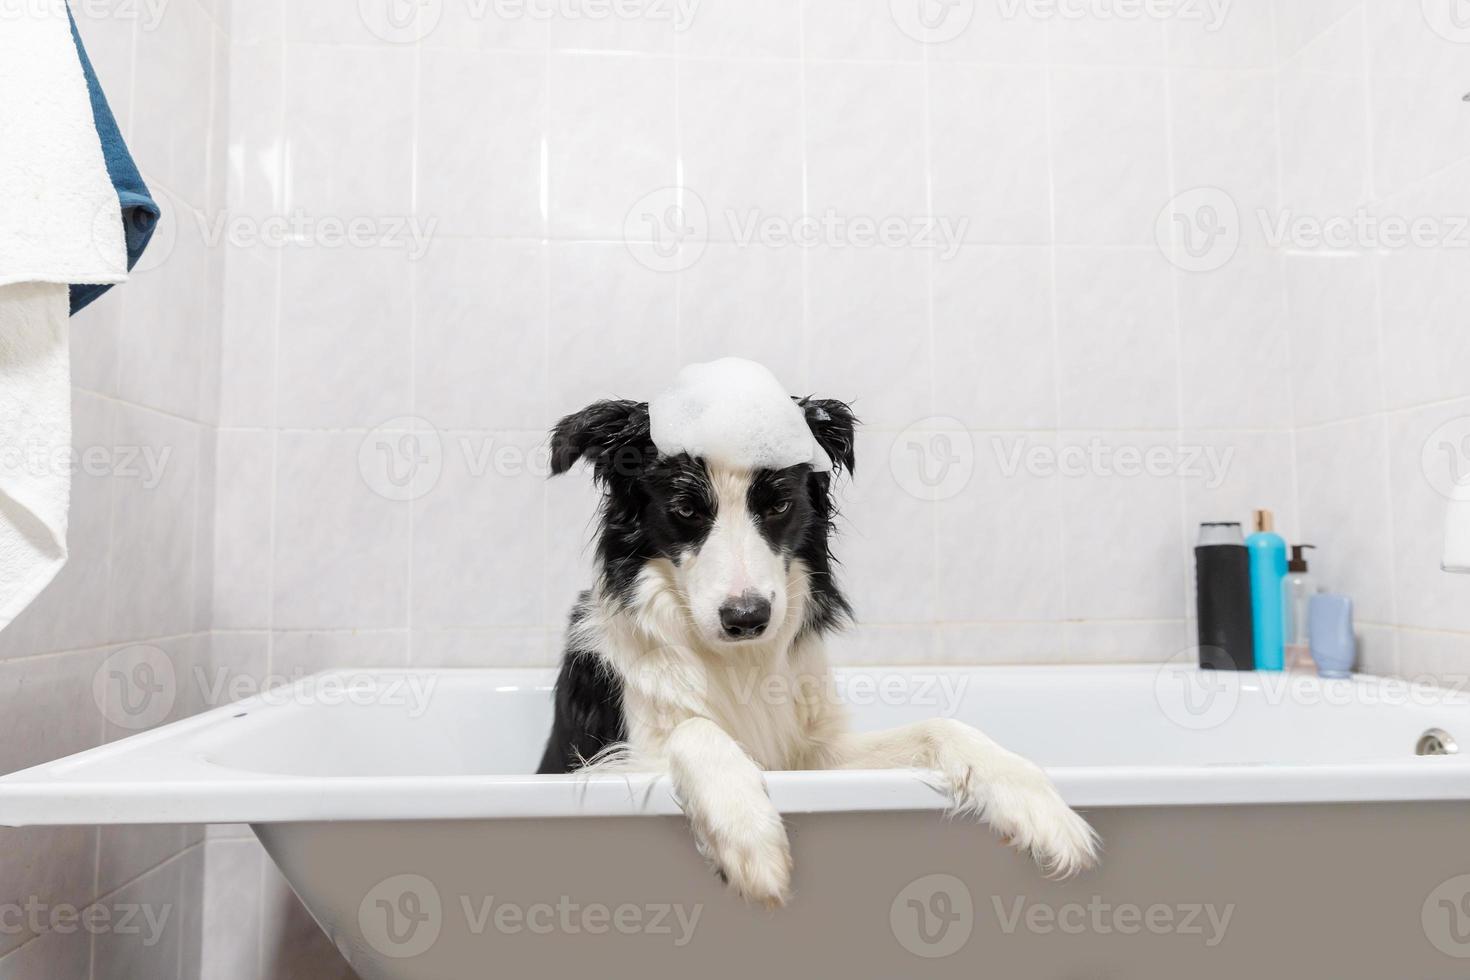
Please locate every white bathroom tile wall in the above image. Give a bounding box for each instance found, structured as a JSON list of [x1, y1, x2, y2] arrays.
[[935, 623, 1066, 665], [545, 0, 681, 53], [129, 0, 215, 210], [1174, 248, 1290, 430], [1282, 252, 1383, 427], [806, 246, 933, 424], [1293, 417, 1397, 626], [215, 245, 278, 429], [677, 244, 806, 373], [417, 49, 547, 239], [1384, 399, 1470, 636], [677, 58, 805, 243], [414, 239, 549, 431], [271, 432, 411, 631], [1167, 68, 1280, 251], [98, 635, 209, 743], [92, 853, 188, 980], [1377, 240, 1470, 412], [1048, 68, 1171, 246], [411, 627, 558, 667], [269, 630, 411, 677], [1276, 13, 1372, 217], [224, 40, 283, 220], [925, 0, 1049, 66], [831, 431, 938, 625], [105, 405, 204, 642], [1269, 0, 1362, 61], [801, 0, 924, 62], [194, 632, 270, 717], [69, 281, 124, 399], [1048, 5, 1165, 67], [411, 431, 548, 629], [115, 208, 213, 421], [203, 0, 1343, 692], [1398, 629, 1470, 685], [1367, 68, 1470, 201], [1064, 619, 1191, 664], [195, 838, 265, 980], [678, 0, 801, 59], [1164, 0, 1274, 70], [282, 44, 416, 217], [210, 429, 274, 630], [803, 61, 928, 219], [274, 245, 414, 430], [0, 927, 92, 979], [546, 53, 677, 239], [1053, 247, 1180, 430], [546, 241, 679, 413], [927, 64, 1051, 245], [1055, 431, 1188, 622], [935, 431, 1065, 622], [930, 245, 1057, 429], [423, 0, 548, 50], [98, 824, 190, 899], [1353, 623, 1399, 679]]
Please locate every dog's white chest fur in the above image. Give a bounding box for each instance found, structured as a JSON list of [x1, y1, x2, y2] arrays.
[[576, 565, 835, 771]]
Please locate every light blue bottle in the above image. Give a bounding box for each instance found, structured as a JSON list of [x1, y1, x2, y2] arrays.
[[1247, 509, 1288, 671], [1308, 593, 1356, 678]]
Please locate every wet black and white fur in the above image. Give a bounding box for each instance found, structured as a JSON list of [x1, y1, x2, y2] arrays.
[[537, 397, 1098, 906]]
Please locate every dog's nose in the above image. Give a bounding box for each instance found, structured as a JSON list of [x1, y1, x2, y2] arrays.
[[719, 592, 772, 639]]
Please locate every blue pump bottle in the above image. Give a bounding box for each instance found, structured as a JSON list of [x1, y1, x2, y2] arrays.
[[1247, 508, 1288, 671]]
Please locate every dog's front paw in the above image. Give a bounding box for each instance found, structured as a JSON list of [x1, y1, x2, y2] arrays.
[[689, 803, 793, 908], [973, 761, 1099, 878]]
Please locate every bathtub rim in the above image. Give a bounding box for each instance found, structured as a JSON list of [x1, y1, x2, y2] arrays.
[[2, 664, 1470, 828]]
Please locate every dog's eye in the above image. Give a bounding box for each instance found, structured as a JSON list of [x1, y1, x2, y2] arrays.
[[673, 503, 697, 520], [766, 499, 792, 517]]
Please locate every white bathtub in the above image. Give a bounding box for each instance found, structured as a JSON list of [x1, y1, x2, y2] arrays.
[[4, 665, 1470, 979]]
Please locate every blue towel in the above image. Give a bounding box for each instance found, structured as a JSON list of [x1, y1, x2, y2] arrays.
[[65, 5, 160, 315]]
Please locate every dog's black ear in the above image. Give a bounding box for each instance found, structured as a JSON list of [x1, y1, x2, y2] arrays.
[[798, 397, 858, 476], [549, 400, 653, 482]]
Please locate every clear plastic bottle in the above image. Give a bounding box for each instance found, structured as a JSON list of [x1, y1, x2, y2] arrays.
[[1282, 544, 1317, 673]]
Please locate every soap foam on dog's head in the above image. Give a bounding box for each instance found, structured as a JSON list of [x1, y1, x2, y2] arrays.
[[649, 358, 832, 473]]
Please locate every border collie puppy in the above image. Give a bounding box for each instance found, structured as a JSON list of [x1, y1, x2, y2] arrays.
[[538, 396, 1098, 907]]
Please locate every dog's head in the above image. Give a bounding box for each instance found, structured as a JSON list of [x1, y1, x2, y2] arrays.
[[551, 396, 857, 648]]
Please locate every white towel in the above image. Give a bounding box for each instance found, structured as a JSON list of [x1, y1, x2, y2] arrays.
[[0, 2, 125, 630], [0, 1, 127, 287], [0, 283, 71, 629]]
